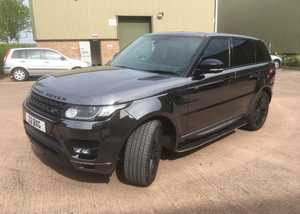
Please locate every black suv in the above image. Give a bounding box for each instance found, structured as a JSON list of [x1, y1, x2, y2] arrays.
[[23, 32, 275, 186]]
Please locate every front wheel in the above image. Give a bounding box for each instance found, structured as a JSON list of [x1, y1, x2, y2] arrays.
[[274, 60, 281, 70], [122, 120, 162, 186], [242, 91, 270, 131], [72, 67, 81, 70]]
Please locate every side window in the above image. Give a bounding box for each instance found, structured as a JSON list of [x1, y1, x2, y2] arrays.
[[231, 39, 255, 67], [43, 50, 64, 61], [26, 50, 42, 60], [11, 50, 27, 59], [256, 41, 270, 63], [201, 38, 230, 68]]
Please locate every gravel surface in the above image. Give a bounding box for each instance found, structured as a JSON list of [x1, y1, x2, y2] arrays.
[[0, 70, 299, 214]]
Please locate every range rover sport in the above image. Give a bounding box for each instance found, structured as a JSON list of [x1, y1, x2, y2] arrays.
[[23, 32, 276, 186]]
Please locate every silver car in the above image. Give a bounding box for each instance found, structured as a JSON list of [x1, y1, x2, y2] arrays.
[[271, 55, 282, 70], [3, 48, 89, 81]]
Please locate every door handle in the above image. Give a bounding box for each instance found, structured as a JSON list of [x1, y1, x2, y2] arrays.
[[19, 60, 26, 63]]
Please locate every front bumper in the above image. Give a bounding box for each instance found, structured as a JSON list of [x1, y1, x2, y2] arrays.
[[23, 103, 136, 175]]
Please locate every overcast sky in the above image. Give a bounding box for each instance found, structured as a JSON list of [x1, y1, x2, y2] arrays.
[[22, 0, 29, 7]]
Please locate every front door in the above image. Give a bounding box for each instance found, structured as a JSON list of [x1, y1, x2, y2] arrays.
[[184, 38, 238, 136], [118, 16, 152, 49]]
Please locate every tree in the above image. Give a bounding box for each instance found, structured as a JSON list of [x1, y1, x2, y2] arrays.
[[0, 0, 30, 43]]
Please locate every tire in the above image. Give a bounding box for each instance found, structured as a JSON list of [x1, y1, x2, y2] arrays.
[[123, 120, 162, 186], [12, 68, 28, 81], [274, 60, 281, 70], [242, 91, 270, 131]]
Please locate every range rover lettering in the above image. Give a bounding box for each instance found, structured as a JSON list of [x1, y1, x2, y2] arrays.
[[23, 32, 275, 186]]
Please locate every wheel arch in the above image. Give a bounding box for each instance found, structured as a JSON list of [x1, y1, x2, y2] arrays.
[[127, 113, 178, 151], [273, 59, 281, 66], [142, 115, 177, 151], [246, 86, 272, 115], [72, 66, 82, 70], [10, 66, 29, 75], [261, 86, 272, 100]]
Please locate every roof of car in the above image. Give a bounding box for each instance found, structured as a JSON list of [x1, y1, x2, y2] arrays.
[[149, 32, 260, 40], [10, 47, 57, 51]]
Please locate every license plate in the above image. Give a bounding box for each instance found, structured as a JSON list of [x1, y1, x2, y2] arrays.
[[25, 112, 46, 133]]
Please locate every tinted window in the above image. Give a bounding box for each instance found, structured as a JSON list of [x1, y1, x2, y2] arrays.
[[231, 39, 255, 67], [111, 35, 204, 75], [201, 38, 229, 68], [26, 50, 42, 60], [43, 50, 63, 60], [256, 41, 270, 63], [11, 50, 27, 59]]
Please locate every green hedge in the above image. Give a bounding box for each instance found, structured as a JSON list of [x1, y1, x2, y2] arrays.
[[0, 43, 36, 74], [281, 54, 300, 67]]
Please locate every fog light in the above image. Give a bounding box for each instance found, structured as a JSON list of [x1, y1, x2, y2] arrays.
[[65, 108, 78, 118], [73, 147, 82, 154], [73, 147, 91, 155], [81, 149, 91, 155]]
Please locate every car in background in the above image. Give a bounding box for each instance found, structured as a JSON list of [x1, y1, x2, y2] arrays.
[[271, 55, 282, 69], [3, 48, 89, 81]]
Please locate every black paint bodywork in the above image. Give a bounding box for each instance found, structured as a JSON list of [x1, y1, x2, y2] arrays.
[[23, 33, 275, 175]]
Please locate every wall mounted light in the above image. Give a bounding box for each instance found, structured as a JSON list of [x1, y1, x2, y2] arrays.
[[157, 12, 164, 20]]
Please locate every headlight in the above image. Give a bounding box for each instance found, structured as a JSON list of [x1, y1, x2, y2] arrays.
[[65, 104, 127, 120]]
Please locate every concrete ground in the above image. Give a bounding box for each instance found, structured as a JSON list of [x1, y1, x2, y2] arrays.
[[0, 70, 300, 214]]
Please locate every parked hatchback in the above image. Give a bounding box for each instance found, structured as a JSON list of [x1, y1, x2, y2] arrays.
[[23, 33, 275, 186], [3, 48, 89, 81], [271, 54, 282, 69]]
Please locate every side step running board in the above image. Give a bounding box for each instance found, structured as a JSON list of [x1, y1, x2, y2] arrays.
[[176, 119, 247, 153]]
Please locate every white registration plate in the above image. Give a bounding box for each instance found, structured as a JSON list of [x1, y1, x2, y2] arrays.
[[25, 112, 46, 133]]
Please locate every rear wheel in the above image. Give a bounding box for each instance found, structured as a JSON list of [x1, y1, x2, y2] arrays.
[[123, 120, 162, 186], [72, 67, 81, 70], [242, 91, 270, 131], [12, 68, 28, 81]]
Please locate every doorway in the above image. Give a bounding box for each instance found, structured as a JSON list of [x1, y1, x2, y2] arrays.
[[90, 40, 101, 66], [118, 16, 152, 49]]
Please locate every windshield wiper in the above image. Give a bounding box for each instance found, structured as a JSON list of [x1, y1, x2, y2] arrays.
[[115, 65, 133, 69], [145, 70, 179, 76]]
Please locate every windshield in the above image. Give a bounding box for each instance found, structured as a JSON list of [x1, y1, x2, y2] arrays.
[[111, 35, 204, 75]]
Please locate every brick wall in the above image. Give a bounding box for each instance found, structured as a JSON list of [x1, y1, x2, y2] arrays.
[[37, 41, 81, 59], [100, 40, 120, 65], [37, 40, 120, 65]]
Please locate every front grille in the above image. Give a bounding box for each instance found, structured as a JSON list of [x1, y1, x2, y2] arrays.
[[27, 92, 66, 118]]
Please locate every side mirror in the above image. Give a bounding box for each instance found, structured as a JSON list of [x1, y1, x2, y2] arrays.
[[106, 52, 119, 65], [60, 56, 66, 61], [112, 52, 119, 59], [195, 58, 225, 74]]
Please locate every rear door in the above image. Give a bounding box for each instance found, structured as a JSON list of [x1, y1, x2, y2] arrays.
[[230, 38, 268, 115], [25, 49, 48, 75]]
